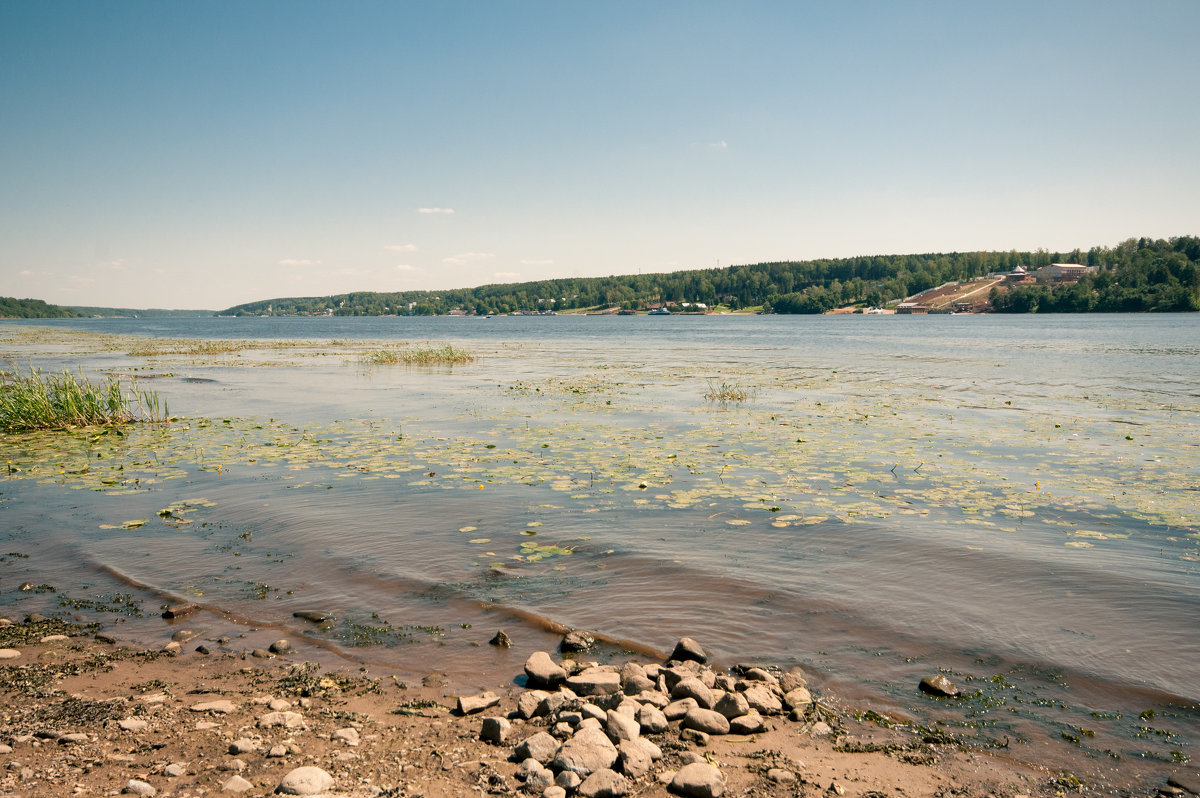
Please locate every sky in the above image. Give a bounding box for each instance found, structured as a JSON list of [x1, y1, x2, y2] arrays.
[[2, 1, 1198, 310]]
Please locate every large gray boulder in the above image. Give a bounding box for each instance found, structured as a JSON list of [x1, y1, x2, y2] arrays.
[[552, 727, 619, 776], [669, 762, 725, 797]]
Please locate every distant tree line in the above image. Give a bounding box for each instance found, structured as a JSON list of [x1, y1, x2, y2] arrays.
[[0, 296, 78, 318], [218, 236, 1199, 317]]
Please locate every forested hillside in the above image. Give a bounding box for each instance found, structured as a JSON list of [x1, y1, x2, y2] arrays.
[[0, 297, 78, 318], [219, 236, 1199, 316]]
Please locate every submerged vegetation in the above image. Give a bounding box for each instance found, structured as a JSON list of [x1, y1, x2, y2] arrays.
[[363, 344, 475, 365], [704, 380, 752, 403], [0, 368, 168, 431]]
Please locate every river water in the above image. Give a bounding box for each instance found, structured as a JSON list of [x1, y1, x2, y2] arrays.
[[1, 314, 1197, 787]]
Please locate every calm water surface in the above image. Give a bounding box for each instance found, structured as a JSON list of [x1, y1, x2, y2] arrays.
[[2, 314, 1197, 786]]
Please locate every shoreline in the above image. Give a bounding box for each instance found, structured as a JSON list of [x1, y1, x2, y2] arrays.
[[1, 618, 1191, 797]]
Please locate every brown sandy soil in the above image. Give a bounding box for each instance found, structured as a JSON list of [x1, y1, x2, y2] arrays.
[[0, 621, 1092, 798]]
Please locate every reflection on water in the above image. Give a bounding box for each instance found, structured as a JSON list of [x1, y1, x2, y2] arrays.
[[1, 314, 1198, 785]]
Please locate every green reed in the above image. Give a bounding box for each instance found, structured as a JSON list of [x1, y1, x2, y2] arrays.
[[0, 368, 169, 431], [363, 345, 475, 365]]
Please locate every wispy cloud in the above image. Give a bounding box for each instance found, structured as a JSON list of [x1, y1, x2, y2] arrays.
[[385, 244, 418, 252], [493, 271, 520, 280], [19, 269, 34, 277], [279, 258, 323, 266], [394, 264, 416, 272], [520, 259, 555, 265], [708, 140, 728, 150], [443, 252, 494, 265], [417, 207, 455, 214]]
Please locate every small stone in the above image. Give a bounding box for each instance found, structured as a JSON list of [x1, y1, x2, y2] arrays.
[[277, 766, 334, 795], [679, 728, 710, 746], [269, 639, 291, 653], [517, 690, 550, 719], [682, 708, 729, 735], [729, 712, 766, 734], [525, 766, 555, 793], [784, 687, 812, 710], [268, 697, 292, 711], [663, 697, 699, 721], [0, 743, 11, 754], [171, 629, 199, 643], [228, 738, 257, 755], [713, 691, 749, 720], [618, 739, 652, 778], [94, 633, 117, 644], [457, 691, 501, 715], [919, 674, 959, 697], [638, 704, 669, 734], [525, 651, 568, 688], [767, 768, 796, 784], [118, 718, 148, 732], [333, 727, 359, 746], [552, 727, 619, 777], [258, 711, 305, 728], [23, 612, 47, 622], [195, 645, 211, 655], [740, 684, 783, 715], [221, 758, 247, 772], [163, 763, 187, 777], [577, 767, 630, 798], [191, 700, 238, 714], [162, 641, 181, 655], [123, 779, 157, 796], [250, 648, 273, 659], [566, 667, 622, 697], [161, 603, 197, 619], [40, 634, 70, 643], [669, 637, 707, 664], [604, 709, 640, 743], [557, 770, 583, 790], [544, 787, 568, 798], [810, 721, 833, 736], [670, 762, 724, 797], [58, 733, 89, 744], [779, 668, 808, 692], [515, 731, 560, 764], [489, 630, 513, 648], [671, 677, 714, 708], [1169, 775, 1200, 796], [268, 745, 287, 758], [562, 629, 595, 652], [292, 610, 332, 623], [222, 775, 253, 793], [480, 716, 511, 744]]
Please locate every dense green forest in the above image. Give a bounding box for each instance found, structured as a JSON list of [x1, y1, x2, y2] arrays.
[[0, 296, 78, 318], [989, 237, 1199, 312], [218, 235, 1199, 316]]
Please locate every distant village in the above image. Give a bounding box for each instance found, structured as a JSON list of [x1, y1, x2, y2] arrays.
[[891, 263, 1090, 314]]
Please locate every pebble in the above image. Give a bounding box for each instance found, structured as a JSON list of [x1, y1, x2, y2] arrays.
[[767, 767, 796, 783], [671, 677, 714, 708], [682, 707, 730, 735], [617, 739, 652, 778], [552, 727, 619, 777], [58, 733, 89, 744], [638, 704, 669, 734], [277, 766, 334, 795], [228, 738, 257, 755], [171, 629, 199, 643], [0, 649, 21, 660], [269, 639, 291, 653], [40, 634, 70, 643], [561, 629, 595, 652], [190, 700, 237, 714], [161, 641, 181, 655], [557, 770, 583, 790], [515, 731, 559, 764], [0, 744, 11, 754], [489, 629, 513, 648], [679, 728, 710, 746], [123, 779, 157, 796], [544, 787, 567, 798], [258, 711, 305, 728], [729, 712, 766, 734], [118, 718, 148, 732], [604, 709, 640, 743], [292, 610, 332, 623], [268, 745, 288, 757], [163, 763, 187, 777]]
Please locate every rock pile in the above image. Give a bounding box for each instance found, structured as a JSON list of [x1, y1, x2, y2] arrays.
[[471, 636, 816, 798]]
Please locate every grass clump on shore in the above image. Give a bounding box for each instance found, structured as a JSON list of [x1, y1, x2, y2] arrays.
[[363, 344, 475, 365], [0, 368, 169, 432]]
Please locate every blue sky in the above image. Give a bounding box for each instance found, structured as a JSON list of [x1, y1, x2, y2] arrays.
[[2, 1, 1197, 309]]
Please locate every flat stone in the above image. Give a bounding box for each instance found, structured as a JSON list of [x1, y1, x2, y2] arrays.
[[729, 712, 766, 734], [228, 738, 257, 755], [552, 727, 618, 777], [277, 766, 334, 795], [123, 779, 157, 796], [268, 745, 287, 757], [163, 763, 187, 777], [118, 718, 148, 732], [682, 708, 729, 735], [190, 700, 237, 714], [1169, 775, 1200, 795], [222, 775, 253, 793], [669, 637, 707, 664], [0, 649, 21, 660], [767, 768, 796, 784], [40, 634, 70, 643], [258, 711, 305, 728], [566, 667, 622, 697], [670, 762, 725, 797], [515, 731, 560, 764], [333, 727, 359, 746], [457, 691, 501, 715], [525, 651, 568, 688], [516, 690, 550, 719], [679, 728, 709, 746], [663, 697, 699, 721], [0, 743, 11, 754], [919, 674, 959, 697], [161, 603, 197, 619], [480, 716, 511, 744], [740, 684, 783, 715], [292, 610, 332, 623], [577, 767, 630, 798], [58, 732, 90, 744], [784, 687, 812, 710]]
